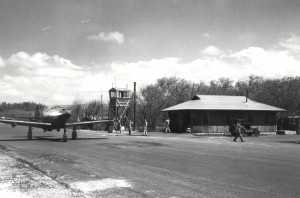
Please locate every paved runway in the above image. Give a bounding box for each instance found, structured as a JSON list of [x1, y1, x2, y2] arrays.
[[0, 124, 299, 197]]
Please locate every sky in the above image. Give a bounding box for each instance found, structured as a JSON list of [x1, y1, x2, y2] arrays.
[[0, 0, 300, 105]]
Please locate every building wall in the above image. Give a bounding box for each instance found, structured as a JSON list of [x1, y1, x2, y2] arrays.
[[193, 125, 229, 133], [192, 125, 277, 133], [169, 110, 278, 133], [278, 117, 300, 135]]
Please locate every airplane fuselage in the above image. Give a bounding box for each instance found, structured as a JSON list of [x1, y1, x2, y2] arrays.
[[41, 113, 71, 131], [35, 107, 71, 131]]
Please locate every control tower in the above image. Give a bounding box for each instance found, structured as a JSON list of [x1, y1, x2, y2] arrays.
[[108, 87, 131, 122]]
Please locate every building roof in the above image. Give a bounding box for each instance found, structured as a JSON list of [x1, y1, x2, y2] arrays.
[[109, 87, 131, 92], [161, 95, 286, 112]]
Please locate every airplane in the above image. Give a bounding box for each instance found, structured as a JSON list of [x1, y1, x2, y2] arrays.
[[0, 106, 113, 142]]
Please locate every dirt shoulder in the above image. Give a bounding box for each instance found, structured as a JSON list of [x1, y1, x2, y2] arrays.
[[0, 147, 84, 198]]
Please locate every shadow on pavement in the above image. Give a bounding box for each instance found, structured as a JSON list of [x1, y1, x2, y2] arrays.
[[98, 141, 166, 149], [11, 136, 54, 138], [130, 141, 165, 147], [278, 140, 300, 144], [0, 137, 108, 142]]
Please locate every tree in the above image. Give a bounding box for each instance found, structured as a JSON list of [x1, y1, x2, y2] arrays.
[[137, 75, 300, 131], [138, 77, 196, 130]]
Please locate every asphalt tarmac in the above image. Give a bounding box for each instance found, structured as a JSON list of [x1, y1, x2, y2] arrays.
[[0, 124, 299, 198]]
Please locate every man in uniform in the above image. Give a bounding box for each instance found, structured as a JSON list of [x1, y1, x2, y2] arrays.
[[186, 125, 192, 133], [128, 119, 133, 135], [117, 118, 122, 133], [165, 118, 171, 133], [144, 119, 148, 136], [233, 120, 244, 142]]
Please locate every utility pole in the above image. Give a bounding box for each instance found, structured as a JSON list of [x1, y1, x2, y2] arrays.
[[133, 82, 136, 130], [101, 93, 103, 119]]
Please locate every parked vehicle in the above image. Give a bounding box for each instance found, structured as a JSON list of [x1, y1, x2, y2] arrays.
[[230, 121, 260, 137]]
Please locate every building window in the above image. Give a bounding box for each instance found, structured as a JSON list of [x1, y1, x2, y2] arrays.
[[203, 112, 209, 125], [289, 118, 296, 125], [123, 91, 129, 98], [248, 114, 253, 124], [270, 113, 276, 125], [264, 112, 270, 124], [192, 111, 202, 125], [118, 91, 123, 98], [110, 92, 116, 98], [226, 112, 232, 124]]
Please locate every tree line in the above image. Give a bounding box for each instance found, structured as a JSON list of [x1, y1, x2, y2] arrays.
[[0, 102, 45, 117], [137, 75, 300, 130], [1, 75, 299, 131], [69, 100, 107, 121]]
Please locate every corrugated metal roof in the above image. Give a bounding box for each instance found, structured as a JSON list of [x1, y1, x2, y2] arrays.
[[161, 95, 286, 112]]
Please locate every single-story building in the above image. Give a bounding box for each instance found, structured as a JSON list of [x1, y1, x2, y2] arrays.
[[161, 95, 286, 133], [277, 116, 300, 135]]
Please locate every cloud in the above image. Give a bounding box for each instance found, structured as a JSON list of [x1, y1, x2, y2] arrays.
[[0, 56, 4, 67], [111, 57, 181, 86], [0, 52, 100, 105], [228, 47, 300, 78], [1, 34, 300, 105], [112, 45, 300, 86], [279, 34, 300, 52], [1, 51, 83, 77], [200, 45, 222, 56], [201, 33, 211, 38], [86, 32, 124, 44], [81, 18, 90, 23], [41, 26, 51, 31]]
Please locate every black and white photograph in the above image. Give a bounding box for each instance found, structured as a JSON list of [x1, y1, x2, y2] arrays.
[[0, 0, 299, 197]]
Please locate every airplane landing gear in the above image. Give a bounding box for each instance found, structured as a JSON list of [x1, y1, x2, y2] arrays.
[[63, 128, 68, 142], [27, 126, 32, 140], [72, 126, 77, 140]]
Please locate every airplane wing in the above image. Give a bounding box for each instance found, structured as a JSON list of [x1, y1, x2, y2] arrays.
[[0, 118, 51, 128], [65, 120, 113, 127]]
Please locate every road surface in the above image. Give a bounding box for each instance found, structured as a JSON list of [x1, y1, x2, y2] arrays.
[[0, 124, 299, 197]]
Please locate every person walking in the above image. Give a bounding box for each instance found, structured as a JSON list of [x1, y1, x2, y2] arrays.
[[186, 125, 192, 133], [144, 119, 148, 136], [117, 118, 122, 134], [165, 118, 171, 133], [128, 119, 133, 135], [233, 120, 244, 142]]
